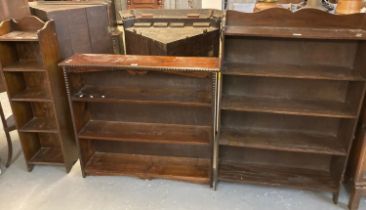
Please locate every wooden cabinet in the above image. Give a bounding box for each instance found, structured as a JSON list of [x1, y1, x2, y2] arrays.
[[214, 9, 366, 202], [0, 16, 78, 172], [122, 9, 222, 57], [60, 54, 219, 184]]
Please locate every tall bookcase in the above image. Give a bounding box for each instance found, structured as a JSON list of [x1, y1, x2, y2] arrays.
[[0, 16, 78, 172], [60, 54, 219, 184], [215, 9, 366, 202]]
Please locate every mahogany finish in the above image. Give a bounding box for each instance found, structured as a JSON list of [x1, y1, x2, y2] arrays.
[[60, 54, 219, 184], [215, 9, 366, 203], [0, 16, 78, 172]]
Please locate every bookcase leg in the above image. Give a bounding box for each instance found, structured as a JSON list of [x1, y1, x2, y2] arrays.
[[349, 188, 361, 210], [27, 164, 34, 172], [332, 191, 340, 204]]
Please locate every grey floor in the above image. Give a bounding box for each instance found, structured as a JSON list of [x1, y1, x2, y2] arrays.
[[0, 92, 365, 210]]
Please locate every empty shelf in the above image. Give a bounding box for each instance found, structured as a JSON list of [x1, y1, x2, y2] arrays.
[[19, 117, 57, 133], [219, 162, 337, 192], [28, 147, 64, 165], [223, 63, 365, 81], [222, 95, 356, 119], [79, 120, 211, 145], [85, 152, 210, 183], [2, 60, 44, 72], [0, 31, 38, 41], [220, 128, 346, 156]]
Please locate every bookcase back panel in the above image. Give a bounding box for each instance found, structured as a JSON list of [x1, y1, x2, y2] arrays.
[[68, 71, 212, 104], [88, 103, 211, 126], [0, 42, 43, 66], [223, 76, 350, 103], [224, 37, 358, 68], [11, 102, 56, 129], [38, 133, 62, 148], [221, 111, 340, 136], [72, 70, 211, 90], [3, 72, 50, 98]]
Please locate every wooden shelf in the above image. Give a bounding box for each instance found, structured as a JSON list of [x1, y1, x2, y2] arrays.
[[2, 60, 44, 72], [0, 31, 39, 42], [225, 26, 366, 40], [219, 162, 337, 192], [72, 85, 211, 107], [28, 147, 64, 165], [221, 95, 356, 119], [19, 117, 57, 133], [223, 63, 365, 81], [79, 120, 210, 145], [85, 152, 210, 183], [10, 89, 51, 102], [220, 127, 346, 156]]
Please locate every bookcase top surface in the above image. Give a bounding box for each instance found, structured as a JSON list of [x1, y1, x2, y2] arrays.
[[59, 54, 220, 72], [225, 8, 366, 40]]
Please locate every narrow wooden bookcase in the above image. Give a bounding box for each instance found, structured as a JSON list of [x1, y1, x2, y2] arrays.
[[215, 9, 366, 202], [60, 54, 219, 184], [0, 16, 78, 172]]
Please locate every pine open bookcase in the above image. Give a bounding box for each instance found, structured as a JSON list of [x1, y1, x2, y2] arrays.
[[0, 16, 78, 172], [215, 8, 366, 203]]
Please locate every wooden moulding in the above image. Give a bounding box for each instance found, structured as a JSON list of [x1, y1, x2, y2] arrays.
[[217, 9, 366, 201], [0, 16, 78, 172], [60, 54, 219, 184], [225, 8, 366, 40]]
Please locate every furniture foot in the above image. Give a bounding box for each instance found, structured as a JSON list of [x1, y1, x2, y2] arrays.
[[333, 192, 339, 204], [349, 187, 361, 210]]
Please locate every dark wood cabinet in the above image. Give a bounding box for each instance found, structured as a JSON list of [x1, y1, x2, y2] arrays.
[[122, 9, 222, 57], [214, 9, 366, 202], [0, 16, 78, 172], [60, 54, 219, 184]]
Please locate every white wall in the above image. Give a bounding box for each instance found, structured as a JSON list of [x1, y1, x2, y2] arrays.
[[202, 0, 223, 9]]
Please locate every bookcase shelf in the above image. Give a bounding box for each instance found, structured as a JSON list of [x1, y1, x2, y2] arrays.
[[220, 127, 346, 156], [78, 120, 211, 145], [223, 63, 365, 81], [222, 95, 357, 119], [19, 117, 57, 133], [2, 60, 44, 72], [216, 9, 366, 201], [85, 152, 210, 183], [61, 54, 219, 184], [0, 16, 78, 172], [0, 31, 39, 42]]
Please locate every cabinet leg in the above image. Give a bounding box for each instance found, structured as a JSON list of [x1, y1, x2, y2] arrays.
[[349, 188, 361, 210], [333, 192, 339, 204]]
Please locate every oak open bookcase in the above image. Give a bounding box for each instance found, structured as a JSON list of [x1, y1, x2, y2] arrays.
[[215, 9, 366, 202], [60, 54, 219, 184], [0, 16, 78, 172]]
